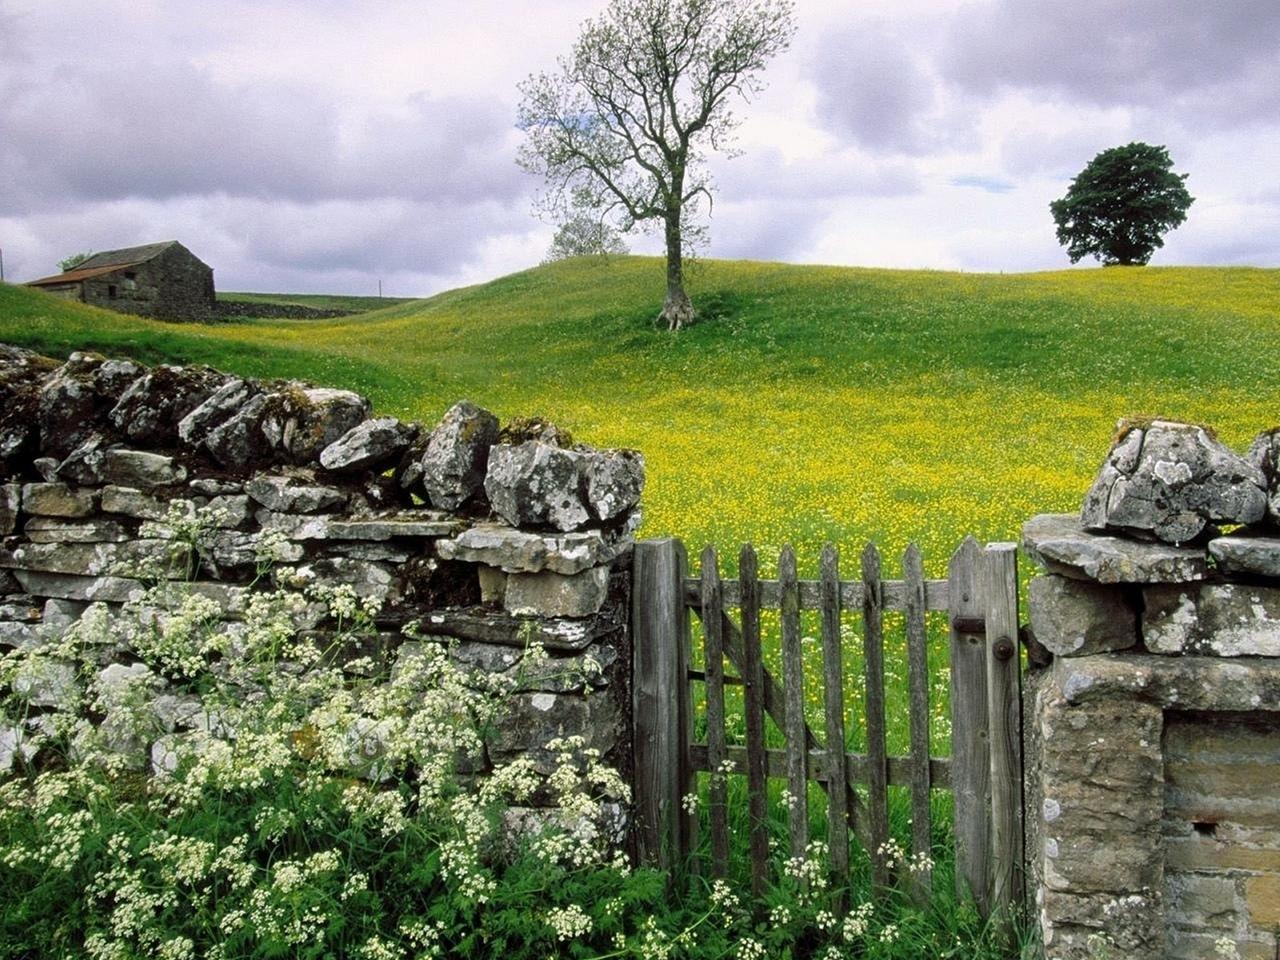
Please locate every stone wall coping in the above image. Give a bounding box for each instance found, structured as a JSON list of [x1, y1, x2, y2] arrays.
[[1052, 653, 1280, 712], [1022, 513, 1209, 584]]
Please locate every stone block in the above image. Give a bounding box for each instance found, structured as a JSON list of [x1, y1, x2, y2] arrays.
[[178, 378, 259, 447], [12, 657, 80, 709], [485, 441, 590, 531], [419, 400, 499, 510], [1082, 420, 1266, 544], [437, 522, 627, 574], [259, 386, 371, 464], [100, 449, 188, 488], [1246, 873, 1280, 927], [1023, 513, 1208, 584], [1209, 533, 1280, 578], [1166, 873, 1238, 931], [477, 565, 506, 603], [101, 486, 196, 521], [504, 566, 610, 618], [421, 607, 610, 652], [246, 472, 347, 513], [285, 558, 398, 604], [24, 518, 132, 543], [0, 540, 187, 578], [1028, 574, 1137, 657], [21, 482, 97, 518], [488, 689, 622, 774], [581, 449, 644, 521], [319, 417, 415, 473], [258, 510, 462, 541], [0, 483, 18, 534], [1144, 583, 1280, 657]]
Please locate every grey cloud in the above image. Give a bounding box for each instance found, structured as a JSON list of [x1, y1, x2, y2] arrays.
[[0, 54, 524, 212], [808, 27, 941, 154], [943, 0, 1280, 127]]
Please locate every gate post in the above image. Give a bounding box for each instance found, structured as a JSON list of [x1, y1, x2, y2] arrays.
[[631, 538, 694, 870]]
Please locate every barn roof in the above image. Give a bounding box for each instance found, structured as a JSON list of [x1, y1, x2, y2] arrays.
[[76, 241, 179, 270], [25, 240, 202, 288], [26, 264, 133, 286]]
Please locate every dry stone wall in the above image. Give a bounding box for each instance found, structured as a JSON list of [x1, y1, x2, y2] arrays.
[[0, 343, 642, 822], [1023, 420, 1280, 960]]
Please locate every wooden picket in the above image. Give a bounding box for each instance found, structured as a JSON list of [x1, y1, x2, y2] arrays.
[[632, 536, 1023, 921]]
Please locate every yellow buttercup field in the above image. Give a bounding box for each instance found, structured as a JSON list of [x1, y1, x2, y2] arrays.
[[4, 256, 1278, 575]]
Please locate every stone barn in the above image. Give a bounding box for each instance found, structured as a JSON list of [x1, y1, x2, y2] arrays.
[[25, 241, 216, 321]]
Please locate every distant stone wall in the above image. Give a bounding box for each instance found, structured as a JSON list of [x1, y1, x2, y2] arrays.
[[214, 300, 356, 320], [1022, 420, 1280, 960], [0, 344, 643, 821]]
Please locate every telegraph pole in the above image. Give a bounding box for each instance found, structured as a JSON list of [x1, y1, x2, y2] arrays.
[[0, 247, 5, 283]]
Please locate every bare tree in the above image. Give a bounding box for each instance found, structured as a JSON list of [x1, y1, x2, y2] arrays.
[[517, 0, 795, 330], [544, 212, 630, 262]]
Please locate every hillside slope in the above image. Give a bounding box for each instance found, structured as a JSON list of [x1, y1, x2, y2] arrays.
[[3, 257, 1278, 569]]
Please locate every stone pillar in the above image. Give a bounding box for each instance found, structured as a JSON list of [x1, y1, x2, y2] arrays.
[[1023, 513, 1280, 960]]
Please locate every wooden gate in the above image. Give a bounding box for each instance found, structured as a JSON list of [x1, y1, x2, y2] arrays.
[[631, 535, 1023, 919]]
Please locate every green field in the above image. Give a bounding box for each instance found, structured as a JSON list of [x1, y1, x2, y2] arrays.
[[218, 291, 418, 312], [4, 255, 1279, 582]]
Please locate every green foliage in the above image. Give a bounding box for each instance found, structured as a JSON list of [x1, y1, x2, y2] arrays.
[[1049, 142, 1194, 266], [58, 251, 94, 272], [0, 508, 1026, 959]]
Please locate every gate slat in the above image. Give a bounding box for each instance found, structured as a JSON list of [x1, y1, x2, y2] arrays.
[[984, 543, 1024, 923], [904, 543, 933, 901], [948, 535, 990, 912], [779, 545, 808, 862], [700, 545, 729, 878], [714, 610, 873, 849], [820, 543, 851, 892], [739, 544, 770, 896], [861, 543, 891, 889]]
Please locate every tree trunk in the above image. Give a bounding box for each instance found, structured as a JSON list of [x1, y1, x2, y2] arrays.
[[659, 212, 694, 331]]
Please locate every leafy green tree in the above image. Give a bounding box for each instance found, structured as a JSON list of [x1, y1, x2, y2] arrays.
[[518, 0, 796, 330], [544, 213, 629, 262], [58, 251, 94, 272], [1050, 143, 1194, 266]]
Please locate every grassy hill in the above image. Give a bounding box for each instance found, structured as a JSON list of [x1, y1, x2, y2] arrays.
[[3, 256, 1279, 578], [218, 291, 418, 312]]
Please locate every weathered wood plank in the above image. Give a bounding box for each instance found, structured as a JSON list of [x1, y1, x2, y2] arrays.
[[984, 542, 1024, 923], [714, 609, 874, 850], [683, 578, 949, 612], [862, 543, 891, 889], [820, 543, 851, 885], [904, 543, 933, 902], [688, 744, 953, 789], [700, 545, 729, 879], [631, 538, 694, 871], [779, 545, 808, 862], [949, 535, 991, 913], [739, 544, 770, 896]]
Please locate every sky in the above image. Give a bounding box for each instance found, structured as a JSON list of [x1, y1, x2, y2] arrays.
[[1, 0, 1277, 296]]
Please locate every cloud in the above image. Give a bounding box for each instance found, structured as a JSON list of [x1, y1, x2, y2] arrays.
[[714, 147, 921, 202], [0, 56, 523, 211], [807, 26, 941, 154], [942, 0, 1280, 129]]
